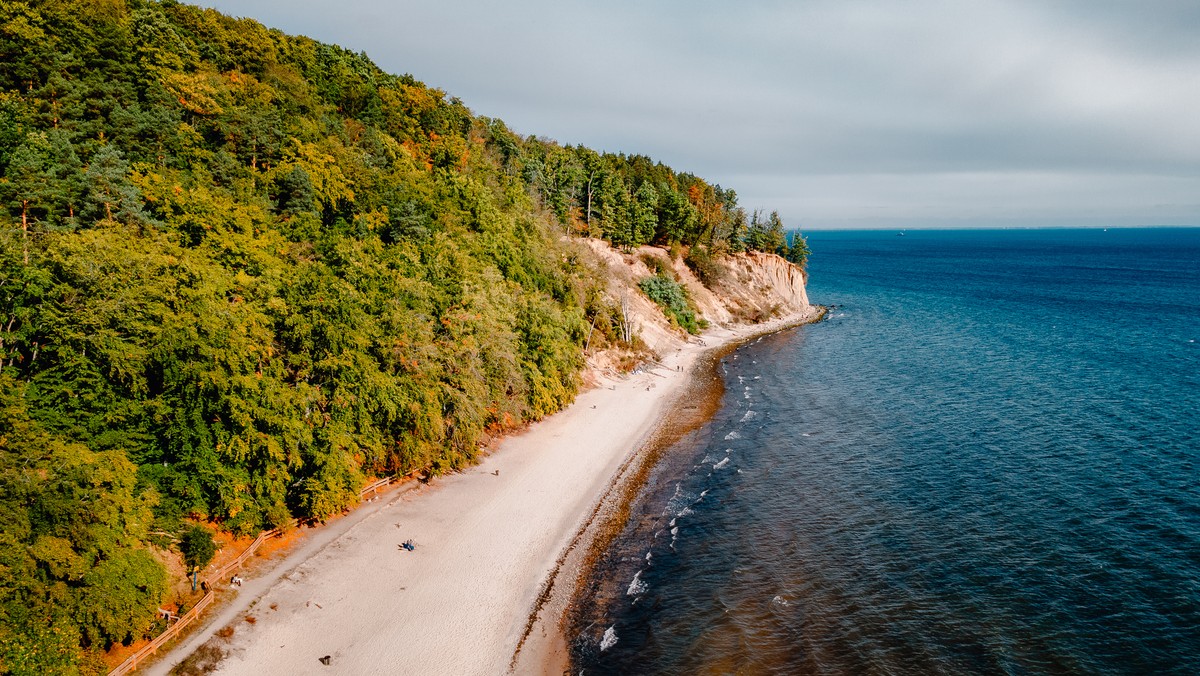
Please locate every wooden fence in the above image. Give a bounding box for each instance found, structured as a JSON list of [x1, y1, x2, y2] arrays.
[[107, 475, 404, 674], [108, 590, 215, 676]]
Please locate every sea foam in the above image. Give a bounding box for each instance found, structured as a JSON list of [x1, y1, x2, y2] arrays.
[[600, 626, 618, 651], [627, 570, 648, 596]]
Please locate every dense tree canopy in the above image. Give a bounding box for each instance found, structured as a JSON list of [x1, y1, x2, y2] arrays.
[[0, 1, 806, 669]]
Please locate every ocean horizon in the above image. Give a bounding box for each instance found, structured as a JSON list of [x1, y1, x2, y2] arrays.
[[572, 227, 1200, 674]]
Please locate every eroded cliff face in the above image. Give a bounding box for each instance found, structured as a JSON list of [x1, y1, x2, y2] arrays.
[[582, 239, 812, 361], [687, 250, 810, 327]]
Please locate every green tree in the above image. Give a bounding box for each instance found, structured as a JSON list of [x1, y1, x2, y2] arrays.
[[656, 187, 697, 244], [723, 206, 749, 252], [576, 146, 604, 234], [763, 210, 786, 253], [0, 376, 166, 663], [180, 525, 216, 591], [745, 209, 767, 251], [80, 145, 148, 225], [0, 133, 52, 262], [786, 231, 811, 268], [631, 182, 658, 246]]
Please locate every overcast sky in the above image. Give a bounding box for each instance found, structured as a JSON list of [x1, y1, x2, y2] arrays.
[[198, 0, 1199, 229]]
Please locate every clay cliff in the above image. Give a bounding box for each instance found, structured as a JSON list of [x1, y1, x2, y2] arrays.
[[581, 239, 813, 365]]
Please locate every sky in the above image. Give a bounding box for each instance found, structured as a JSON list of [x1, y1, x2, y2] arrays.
[[197, 0, 1200, 229]]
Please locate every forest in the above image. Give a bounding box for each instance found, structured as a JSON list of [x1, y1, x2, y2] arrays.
[[0, 1, 808, 671]]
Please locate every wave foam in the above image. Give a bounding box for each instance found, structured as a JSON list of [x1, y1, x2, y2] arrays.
[[627, 570, 648, 596], [663, 483, 693, 517], [600, 626, 618, 651]]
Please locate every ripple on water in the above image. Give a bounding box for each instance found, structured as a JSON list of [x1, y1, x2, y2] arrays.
[[574, 230, 1200, 675]]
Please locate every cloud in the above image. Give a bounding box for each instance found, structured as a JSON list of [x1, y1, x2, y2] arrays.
[[199, 0, 1200, 228]]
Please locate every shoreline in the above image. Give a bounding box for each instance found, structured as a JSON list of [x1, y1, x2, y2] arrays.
[[154, 307, 822, 676], [513, 307, 826, 674]]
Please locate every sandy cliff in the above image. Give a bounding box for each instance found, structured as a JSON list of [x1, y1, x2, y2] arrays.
[[581, 239, 810, 359]]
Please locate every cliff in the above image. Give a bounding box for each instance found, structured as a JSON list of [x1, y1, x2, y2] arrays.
[[582, 239, 811, 363]]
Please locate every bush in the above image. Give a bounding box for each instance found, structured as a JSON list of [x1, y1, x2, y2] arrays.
[[639, 252, 670, 276], [685, 244, 724, 286], [638, 274, 701, 334]]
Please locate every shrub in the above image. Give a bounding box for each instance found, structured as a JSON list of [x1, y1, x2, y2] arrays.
[[685, 244, 724, 286], [638, 274, 701, 334], [639, 252, 669, 276]]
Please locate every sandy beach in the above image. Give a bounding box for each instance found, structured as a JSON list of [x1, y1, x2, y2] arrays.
[[149, 309, 817, 676]]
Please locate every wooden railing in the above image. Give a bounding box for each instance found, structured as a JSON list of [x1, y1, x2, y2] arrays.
[[107, 474, 406, 674], [108, 591, 215, 676], [209, 528, 278, 584], [359, 475, 394, 497]]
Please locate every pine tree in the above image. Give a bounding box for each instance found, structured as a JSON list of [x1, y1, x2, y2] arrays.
[[0, 134, 53, 263], [764, 210, 787, 253], [81, 145, 148, 225], [631, 181, 659, 246], [787, 231, 811, 267]]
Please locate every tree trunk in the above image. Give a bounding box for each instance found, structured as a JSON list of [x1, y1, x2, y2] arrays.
[[585, 173, 595, 231], [620, 293, 632, 344], [583, 316, 598, 354], [21, 199, 28, 265]]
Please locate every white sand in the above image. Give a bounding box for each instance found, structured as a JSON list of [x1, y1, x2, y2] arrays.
[[166, 312, 815, 675]]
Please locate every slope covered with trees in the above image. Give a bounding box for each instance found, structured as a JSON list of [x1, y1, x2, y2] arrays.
[[0, 1, 807, 671]]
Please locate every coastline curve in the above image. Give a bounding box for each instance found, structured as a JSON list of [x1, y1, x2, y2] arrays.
[[510, 307, 827, 674]]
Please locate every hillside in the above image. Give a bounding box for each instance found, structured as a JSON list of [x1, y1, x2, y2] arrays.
[[0, 1, 810, 671]]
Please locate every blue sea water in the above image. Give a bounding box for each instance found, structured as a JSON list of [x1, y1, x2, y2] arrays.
[[572, 228, 1200, 675]]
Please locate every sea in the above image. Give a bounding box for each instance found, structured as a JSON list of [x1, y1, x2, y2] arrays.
[[570, 228, 1200, 675]]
